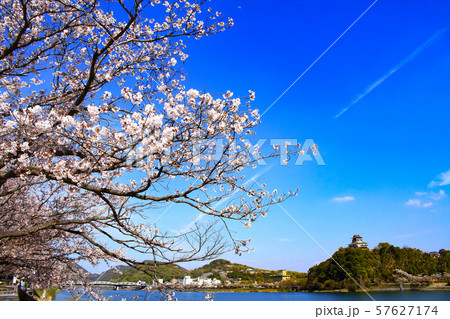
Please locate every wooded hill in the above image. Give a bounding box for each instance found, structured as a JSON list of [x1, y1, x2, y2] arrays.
[[306, 243, 450, 291], [101, 263, 190, 283]]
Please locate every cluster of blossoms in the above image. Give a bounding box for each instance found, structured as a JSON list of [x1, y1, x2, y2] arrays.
[[0, 0, 301, 292], [0, 179, 118, 289], [204, 293, 214, 301]]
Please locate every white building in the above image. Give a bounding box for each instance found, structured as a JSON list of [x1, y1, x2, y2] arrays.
[[182, 276, 193, 286], [190, 277, 221, 287]]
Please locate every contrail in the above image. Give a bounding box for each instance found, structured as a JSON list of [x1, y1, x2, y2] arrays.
[[335, 28, 447, 118], [260, 0, 380, 118]]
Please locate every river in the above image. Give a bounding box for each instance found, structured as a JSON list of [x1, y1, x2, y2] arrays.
[[54, 290, 450, 301]]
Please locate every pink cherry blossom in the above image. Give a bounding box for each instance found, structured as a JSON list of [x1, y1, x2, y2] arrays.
[[0, 0, 302, 295]]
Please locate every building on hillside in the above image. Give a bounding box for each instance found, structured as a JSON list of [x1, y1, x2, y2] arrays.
[[348, 234, 368, 249], [212, 278, 221, 286], [264, 270, 290, 282], [186, 277, 221, 287], [182, 276, 192, 286], [196, 278, 204, 286], [429, 251, 439, 258]]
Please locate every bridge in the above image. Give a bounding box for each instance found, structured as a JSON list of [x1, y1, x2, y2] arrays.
[[0, 286, 18, 300], [0, 286, 36, 301], [67, 281, 149, 290]]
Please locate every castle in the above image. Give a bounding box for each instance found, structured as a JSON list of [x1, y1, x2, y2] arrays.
[[348, 234, 368, 248]]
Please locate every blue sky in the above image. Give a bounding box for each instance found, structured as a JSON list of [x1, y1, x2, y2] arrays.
[[177, 0, 450, 272], [89, 0, 450, 273]]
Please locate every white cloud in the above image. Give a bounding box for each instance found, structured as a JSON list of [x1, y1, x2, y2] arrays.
[[430, 189, 446, 200], [412, 190, 446, 200], [405, 199, 433, 208], [407, 176, 448, 208], [405, 199, 422, 207], [333, 196, 355, 202], [429, 170, 450, 187]]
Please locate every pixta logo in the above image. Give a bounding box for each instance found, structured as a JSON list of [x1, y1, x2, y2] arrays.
[[192, 138, 325, 166]]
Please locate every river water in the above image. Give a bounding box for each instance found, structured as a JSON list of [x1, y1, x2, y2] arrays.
[[54, 289, 450, 301]]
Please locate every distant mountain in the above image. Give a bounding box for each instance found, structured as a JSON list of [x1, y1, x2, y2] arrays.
[[70, 263, 101, 281], [193, 258, 232, 271], [101, 262, 190, 283], [97, 265, 131, 281], [96, 258, 306, 283], [190, 259, 234, 277]]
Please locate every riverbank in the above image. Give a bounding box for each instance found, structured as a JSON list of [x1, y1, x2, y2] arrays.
[[370, 283, 450, 292], [159, 282, 450, 294], [54, 289, 450, 301], [48, 282, 450, 296]]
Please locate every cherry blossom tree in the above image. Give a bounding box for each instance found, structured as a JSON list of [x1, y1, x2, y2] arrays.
[[0, 178, 115, 288], [0, 0, 301, 289]]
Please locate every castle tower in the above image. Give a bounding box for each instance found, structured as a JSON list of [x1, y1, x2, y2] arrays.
[[348, 234, 368, 248]]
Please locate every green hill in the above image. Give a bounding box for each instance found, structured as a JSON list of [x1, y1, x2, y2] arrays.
[[306, 243, 450, 291], [108, 262, 190, 283], [96, 258, 306, 284], [190, 259, 232, 276], [96, 265, 132, 281], [191, 259, 306, 283]]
